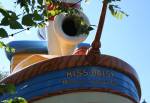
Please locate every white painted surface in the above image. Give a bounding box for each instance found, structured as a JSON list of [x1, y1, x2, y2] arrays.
[[53, 13, 89, 55], [46, 12, 89, 56], [38, 0, 89, 56], [33, 92, 133, 103], [47, 21, 62, 55]]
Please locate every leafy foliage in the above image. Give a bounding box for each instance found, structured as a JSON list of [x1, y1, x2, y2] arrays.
[[109, 4, 128, 19], [107, 0, 128, 19], [2, 97, 28, 103], [0, 28, 8, 38], [0, 0, 95, 50], [0, 0, 127, 47], [0, 83, 16, 95], [69, 15, 94, 35], [0, 41, 15, 52], [0, 68, 26, 103], [0, 9, 23, 29], [0, 82, 27, 103]]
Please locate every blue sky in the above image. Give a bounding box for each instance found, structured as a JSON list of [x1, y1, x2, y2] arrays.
[[0, 0, 150, 102], [83, 0, 150, 102]]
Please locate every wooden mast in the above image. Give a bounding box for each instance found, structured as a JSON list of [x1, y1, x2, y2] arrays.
[[87, 0, 108, 55]]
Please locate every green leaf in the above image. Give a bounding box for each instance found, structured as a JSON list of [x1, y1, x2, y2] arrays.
[[2, 97, 28, 103], [109, 4, 128, 20], [5, 84, 16, 94], [17, 0, 28, 8], [24, 5, 30, 13], [10, 48, 16, 53], [5, 46, 11, 52], [2, 99, 13, 103], [33, 10, 43, 21], [0, 28, 8, 38], [0, 41, 5, 48], [48, 10, 56, 16], [37, 22, 45, 28], [37, 0, 43, 5], [31, 0, 36, 11], [32, 0, 35, 5], [0, 8, 9, 17], [0, 84, 5, 94], [107, 0, 121, 3], [10, 21, 23, 29], [109, 5, 115, 15], [5, 46, 15, 53], [13, 97, 28, 103], [0, 42, 3, 48], [88, 26, 94, 31], [0, 83, 15, 94], [0, 17, 9, 26], [8, 11, 19, 21], [22, 14, 36, 26]]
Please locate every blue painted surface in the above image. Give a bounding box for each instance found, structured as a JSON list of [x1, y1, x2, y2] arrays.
[[76, 43, 90, 48], [6, 40, 48, 60], [5, 41, 90, 60], [0, 66, 139, 102]]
